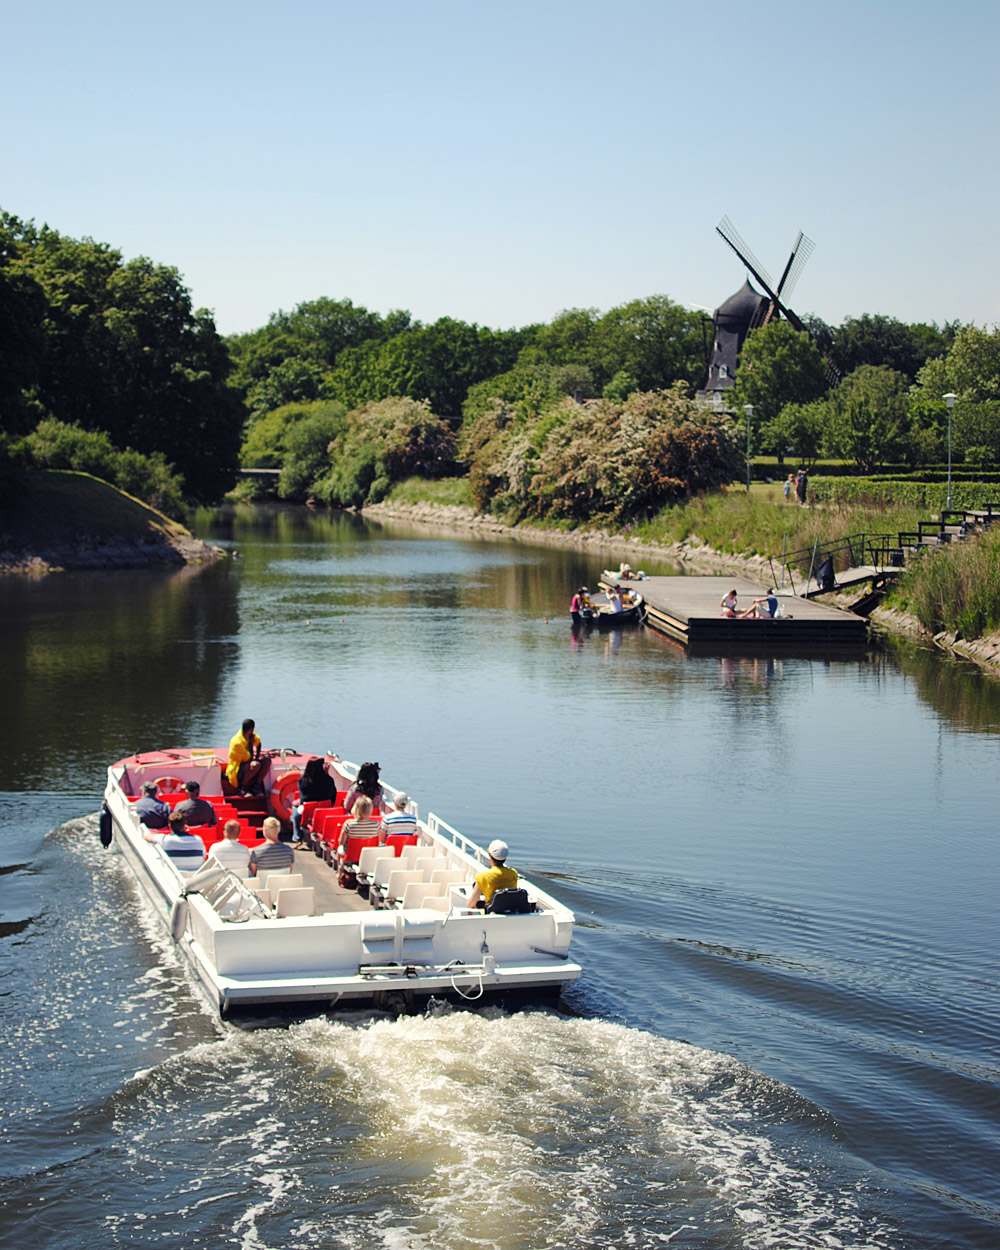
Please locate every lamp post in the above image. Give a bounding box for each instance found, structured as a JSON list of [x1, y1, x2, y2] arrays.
[[943, 393, 956, 510], [744, 404, 753, 493]]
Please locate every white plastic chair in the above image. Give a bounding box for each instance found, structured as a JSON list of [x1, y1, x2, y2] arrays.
[[401, 881, 444, 909], [275, 886, 316, 917]]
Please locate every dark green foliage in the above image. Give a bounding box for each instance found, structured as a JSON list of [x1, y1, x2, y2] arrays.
[[23, 418, 186, 516], [829, 314, 955, 382], [327, 318, 529, 418], [824, 365, 911, 472], [2, 212, 241, 502], [731, 320, 829, 436]]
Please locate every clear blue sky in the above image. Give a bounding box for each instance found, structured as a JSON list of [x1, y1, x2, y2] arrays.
[[4, 0, 997, 337]]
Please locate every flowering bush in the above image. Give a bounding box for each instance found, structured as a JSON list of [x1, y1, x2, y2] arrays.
[[461, 385, 742, 522]]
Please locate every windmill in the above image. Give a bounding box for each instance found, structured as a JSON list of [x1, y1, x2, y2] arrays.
[[700, 217, 815, 397]]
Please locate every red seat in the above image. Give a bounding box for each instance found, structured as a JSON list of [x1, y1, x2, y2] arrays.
[[386, 833, 419, 853], [315, 810, 350, 841], [341, 833, 379, 865]]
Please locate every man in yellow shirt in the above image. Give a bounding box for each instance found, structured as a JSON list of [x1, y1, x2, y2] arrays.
[[227, 718, 265, 793], [467, 839, 518, 909]]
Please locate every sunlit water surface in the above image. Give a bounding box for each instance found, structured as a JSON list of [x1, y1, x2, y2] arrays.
[[1, 505, 997, 1249]]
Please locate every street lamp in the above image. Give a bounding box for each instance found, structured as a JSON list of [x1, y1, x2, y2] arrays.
[[943, 393, 957, 509], [744, 404, 753, 493]]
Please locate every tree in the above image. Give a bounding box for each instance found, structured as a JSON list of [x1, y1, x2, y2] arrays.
[[590, 296, 710, 393], [4, 217, 242, 501], [830, 314, 953, 382], [915, 325, 1000, 403], [759, 400, 829, 466], [825, 365, 910, 471], [730, 320, 829, 445]]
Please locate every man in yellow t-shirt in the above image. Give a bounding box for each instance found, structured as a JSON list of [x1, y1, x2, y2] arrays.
[[227, 718, 265, 793], [468, 839, 518, 909]]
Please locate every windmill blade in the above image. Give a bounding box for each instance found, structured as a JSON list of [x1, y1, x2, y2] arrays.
[[716, 216, 774, 292], [775, 232, 815, 302]]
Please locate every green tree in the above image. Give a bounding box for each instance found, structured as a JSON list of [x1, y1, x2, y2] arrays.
[[731, 320, 829, 444], [590, 296, 710, 393], [830, 314, 953, 382], [5, 217, 241, 501], [825, 365, 910, 471], [759, 399, 829, 466]]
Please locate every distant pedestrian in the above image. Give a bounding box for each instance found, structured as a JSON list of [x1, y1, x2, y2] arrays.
[[784, 474, 794, 503], [795, 469, 808, 505]]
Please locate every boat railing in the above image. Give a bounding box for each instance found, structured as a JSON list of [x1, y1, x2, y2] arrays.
[[425, 812, 490, 868]]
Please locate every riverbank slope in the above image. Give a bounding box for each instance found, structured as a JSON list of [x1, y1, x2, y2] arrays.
[[0, 471, 223, 574]]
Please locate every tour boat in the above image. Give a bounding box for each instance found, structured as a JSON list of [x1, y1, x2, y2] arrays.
[[100, 748, 582, 1016]]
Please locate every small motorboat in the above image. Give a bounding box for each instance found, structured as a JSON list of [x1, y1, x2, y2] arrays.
[[100, 748, 582, 1016], [577, 588, 645, 628]]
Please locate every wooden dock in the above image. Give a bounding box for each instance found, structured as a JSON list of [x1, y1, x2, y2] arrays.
[[603, 575, 869, 652]]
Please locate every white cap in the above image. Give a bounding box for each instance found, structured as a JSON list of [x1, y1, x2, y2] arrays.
[[487, 839, 509, 861]]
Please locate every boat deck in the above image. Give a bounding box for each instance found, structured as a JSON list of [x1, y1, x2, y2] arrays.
[[286, 848, 371, 914]]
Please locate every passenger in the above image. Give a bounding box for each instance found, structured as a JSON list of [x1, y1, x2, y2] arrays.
[[379, 791, 417, 844], [292, 756, 337, 844], [344, 761, 381, 814], [227, 718, 266, 795], [337, 795, 381, 859], [249, 817, 294, 877], [570, 587, 587, 625], [608, 587, 624, 614], [467, 839, 518, 909], [207, 819, 251, 876], [134, 780, 170, 829], [174, 781, 218, 831], [144, 809, 207, 868]]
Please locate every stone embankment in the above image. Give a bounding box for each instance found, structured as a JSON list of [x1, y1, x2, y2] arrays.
[[363, 499, 1000, 677], [0, 530, 223, 574]]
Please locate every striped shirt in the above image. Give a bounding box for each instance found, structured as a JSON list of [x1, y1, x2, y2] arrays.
[[249, 840, 294, 875], [380, 809, 417, 839]]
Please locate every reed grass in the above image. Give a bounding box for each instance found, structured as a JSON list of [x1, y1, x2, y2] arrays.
[[890, 527, 1000, 638]]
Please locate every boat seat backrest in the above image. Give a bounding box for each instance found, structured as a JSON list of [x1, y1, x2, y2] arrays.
[[429, 868, 467, 888], [385, 833, 419, 853], [275, 886, 316, 917], [371, 856, 401, 889], [265, 872, 304, 893], [342, 834, 379, 865], [421, 895, 450, 913], [358, 846, 395, 876], [247, 885, 272, 909], [401, 881, 444, 909], [385, 869, 425, 904], [399, 845, 426, 868]]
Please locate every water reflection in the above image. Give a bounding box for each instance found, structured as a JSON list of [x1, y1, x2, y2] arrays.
[[881, 634, 1000, 735]]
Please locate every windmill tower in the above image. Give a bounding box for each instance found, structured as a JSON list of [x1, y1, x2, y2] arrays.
[[700, 217, 815, 398]]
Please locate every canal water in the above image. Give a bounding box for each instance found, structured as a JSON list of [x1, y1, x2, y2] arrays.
[[0, 505, 997, 1250]]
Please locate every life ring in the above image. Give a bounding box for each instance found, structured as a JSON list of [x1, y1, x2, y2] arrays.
[[154, 776, 185, 794], [271, 770, 301, 823]]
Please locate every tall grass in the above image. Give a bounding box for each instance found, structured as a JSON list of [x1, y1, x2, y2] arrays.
[[629, 492, 926, 562], [890, 527, 1000, 638]]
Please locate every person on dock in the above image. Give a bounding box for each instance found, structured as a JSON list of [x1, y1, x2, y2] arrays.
[[467, 840, 518, 909], [144, 809, 207, 868], [380, 792, 417, 844], [134, 781, 170, 829], [208, 819, 251, 876], [720, 588, 740, 617], [227, 718, 266, 795], [751, 589, 779, 619], [249, 817, 294, 877], [174, 781, 218, 830]]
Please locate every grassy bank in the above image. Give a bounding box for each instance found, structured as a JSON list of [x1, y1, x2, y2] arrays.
[[889, 526, 1000, 638]]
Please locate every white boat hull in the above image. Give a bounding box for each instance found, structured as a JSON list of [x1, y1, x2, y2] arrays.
[[103, 749, 582, 1015]]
